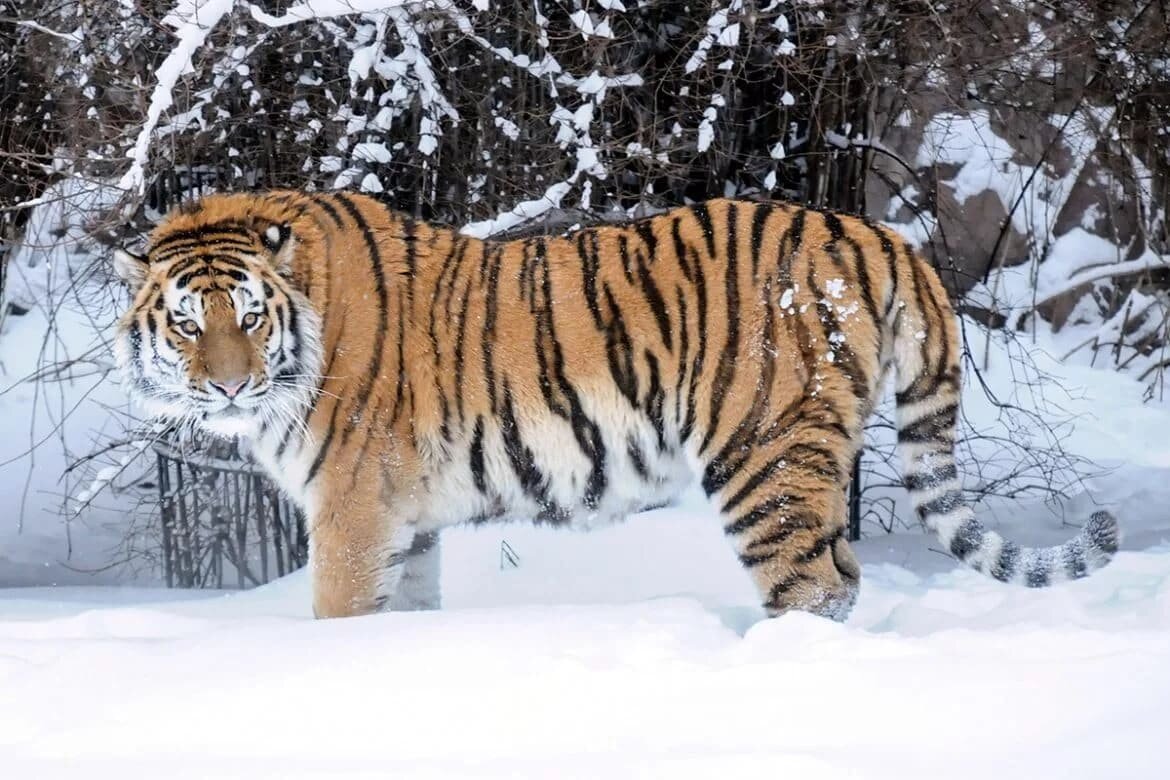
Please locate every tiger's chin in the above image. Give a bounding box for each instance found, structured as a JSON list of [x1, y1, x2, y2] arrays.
[[198, 406, 261, 438]]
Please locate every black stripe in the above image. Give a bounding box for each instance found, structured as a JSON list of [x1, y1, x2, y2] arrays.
[[701, 203, 739, 454], [482, 245, 502, 412], [453, 280, 472, 424], [904, 463, 958, 491], [749, 202, 770, 280], [764, 571, 814, 607], [602, 283, 639, 406], [151, 225, 253, 251], [304, 401, 342, 486], [837, 224, 882, 332], [721, 452, 789, 514], [643, 349, 666, 451], [917, 490, 964, 519], [429, 238, 463, 369], [470, 415, 487, 494], [674, 286, 689, 430], [779, 208, 807, 277], [899, 242, 939, 402], [499, 384, 553, 507], [1063, 541, 1088, 579], [897, 403, 958, 444], [866, 222, 899, 317], [634, 219, 658, 259], [311, 195, 346, 226], [703, 443, 751, 497], [807, 262, 869, 401], [796, 528, 841, 563], [127, 320, 145, 377], [442, 238, 470, 324], [748, 517, 820, 556], [822, 210, 845, 242], [536, 257, 608, 506], [781, 442, 841, 481], [174, 268, 211, 290], [275, 411, 298, 459], [332, 193, 389, 442], [627, 436, 649, 480], [948, 516, 984, 560], [671, 218, 694, 282], [402, 215, 417, 304], [682, 238, 708, 443], [725, 494, 792, 535], [152, 238, 256, 260], [739, 549, 781, 568], [992, 540, 1020, 581], [577, 231, 603, 327], [213, 266, 249, 283], [1025, 559, 1051, 588], [635, 249, 673, 350], [390, 285, 407, 425], [617, 234, 635, 284], [702, 278, 778, 491], [691, 202, 717, 258], [202, 254, 252, 272]]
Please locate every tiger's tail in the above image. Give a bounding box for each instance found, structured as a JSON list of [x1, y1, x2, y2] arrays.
[[889, 250, 1119, 586]]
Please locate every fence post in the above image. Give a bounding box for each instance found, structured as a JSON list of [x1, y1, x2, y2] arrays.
[[848, 452, 862, 542]]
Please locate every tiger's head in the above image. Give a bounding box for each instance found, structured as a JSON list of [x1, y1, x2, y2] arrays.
[[112, 196, 323, 439]]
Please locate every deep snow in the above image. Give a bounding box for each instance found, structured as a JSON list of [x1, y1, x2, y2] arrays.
[[2, 530, 1169, 778]]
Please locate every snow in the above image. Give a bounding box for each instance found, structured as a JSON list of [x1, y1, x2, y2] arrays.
[[2, 516, 1168, 776], [0, 179, 140, 587], [248, 0, 413, 28], [118, 0, 237, 194]]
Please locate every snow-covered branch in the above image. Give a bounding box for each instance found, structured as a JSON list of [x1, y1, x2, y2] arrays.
[[117, 0, 237, 194], [247, 0, 415, 27], [1034, 252, 1170, 309]]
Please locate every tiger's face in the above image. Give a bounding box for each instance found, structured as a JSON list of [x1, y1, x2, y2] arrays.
[[112, 222, 322, 439]]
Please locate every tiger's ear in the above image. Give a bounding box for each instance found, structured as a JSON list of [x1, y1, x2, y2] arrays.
[[112, 248, 149, 292], [260, 223, 296, 275]]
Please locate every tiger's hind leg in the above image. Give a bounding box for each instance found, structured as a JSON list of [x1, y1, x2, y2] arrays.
[[385, 531, 441, 611], [710, 428, 861, 621]]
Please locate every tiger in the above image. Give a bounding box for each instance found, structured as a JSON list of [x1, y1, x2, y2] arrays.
[[112, 191, 1120, 620]]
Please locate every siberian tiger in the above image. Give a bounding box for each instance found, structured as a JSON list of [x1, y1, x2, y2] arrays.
[[113, 192, 1119, 620]]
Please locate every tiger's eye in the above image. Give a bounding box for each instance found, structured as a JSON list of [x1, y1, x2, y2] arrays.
[[241, 312, 260, 330], [178, 320, 201, 337]]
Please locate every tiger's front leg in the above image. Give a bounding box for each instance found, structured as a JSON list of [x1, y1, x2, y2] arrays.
[[308, 482, 421, 619]]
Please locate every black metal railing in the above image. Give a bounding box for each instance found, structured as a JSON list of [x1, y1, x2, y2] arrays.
[[154, 438, 307, 589]]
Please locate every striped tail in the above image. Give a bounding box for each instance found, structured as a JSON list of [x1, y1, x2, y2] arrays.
[[891, 270, 1120, 587]]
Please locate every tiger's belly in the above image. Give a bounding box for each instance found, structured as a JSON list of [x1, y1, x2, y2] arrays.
[[414, 410, 693, 532]]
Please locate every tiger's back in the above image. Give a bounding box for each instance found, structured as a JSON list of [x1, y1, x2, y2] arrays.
[[114, 191, 1119, 620]]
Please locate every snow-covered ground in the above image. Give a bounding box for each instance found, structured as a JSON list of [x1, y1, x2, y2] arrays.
[[3, 520, 1169, 778]]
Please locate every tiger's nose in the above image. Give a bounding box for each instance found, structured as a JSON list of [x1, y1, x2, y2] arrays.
[[208, 378, 249, 399]]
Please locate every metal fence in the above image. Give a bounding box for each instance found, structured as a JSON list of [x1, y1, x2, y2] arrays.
[[154, 438, 306, 589]]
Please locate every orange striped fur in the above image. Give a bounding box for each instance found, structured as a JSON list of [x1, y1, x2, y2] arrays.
[[113, 192, 1119, 619]]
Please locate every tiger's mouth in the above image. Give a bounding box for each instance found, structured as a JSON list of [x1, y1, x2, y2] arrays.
[[203, 404, 248, 419], [198, 397, 263, 437]]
